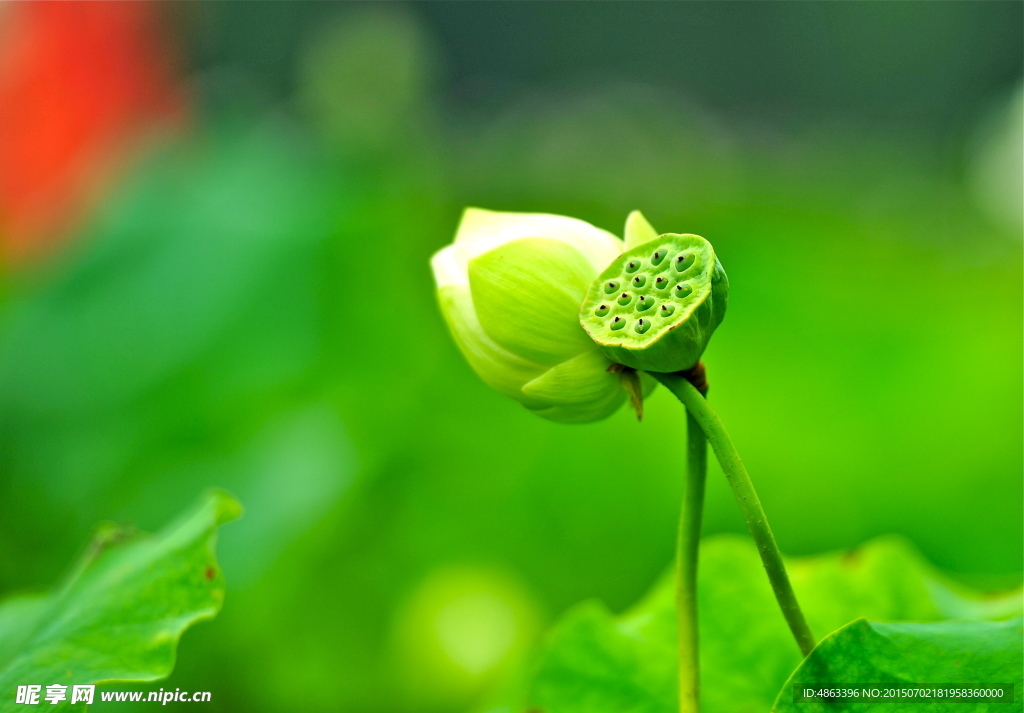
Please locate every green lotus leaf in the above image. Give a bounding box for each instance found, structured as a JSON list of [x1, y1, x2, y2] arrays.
[[774, 617, 1023, 712], [519, 535, 1022, 713], [579, 234, 728, 372], [0, 491, 241, 713]]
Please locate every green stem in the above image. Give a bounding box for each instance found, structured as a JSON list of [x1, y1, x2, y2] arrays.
[[654, 372, 817, 657], [677, 410, 707, 712]]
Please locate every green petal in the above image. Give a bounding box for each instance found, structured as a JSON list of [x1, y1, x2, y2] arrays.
[[526, 382, 625, 422], [527, 384, 625, 424], [469, 238, 598, 366], [437, 284, 548, 407], [623, 210, 658, 250], [522, 349, 626, 423], [521, 348, 621, 407]]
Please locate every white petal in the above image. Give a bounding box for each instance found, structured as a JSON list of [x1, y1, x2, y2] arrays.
[[454, 207, 622, 273], [430, 244, 468, 289]]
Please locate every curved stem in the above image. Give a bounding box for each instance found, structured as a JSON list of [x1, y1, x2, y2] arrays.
[[654, 372, 817, 657], [677, 410, 707, 712]]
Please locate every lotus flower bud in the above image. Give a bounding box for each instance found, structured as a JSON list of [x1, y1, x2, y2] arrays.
[[432, 208, 655, 423], [580, 233, 728, 373]]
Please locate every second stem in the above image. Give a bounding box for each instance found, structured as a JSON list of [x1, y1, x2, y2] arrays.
[[655, 371, 817, 657], [677, 409, 707, 713]]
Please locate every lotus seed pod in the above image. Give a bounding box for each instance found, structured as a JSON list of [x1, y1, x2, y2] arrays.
[[579, 233, 728, 373]]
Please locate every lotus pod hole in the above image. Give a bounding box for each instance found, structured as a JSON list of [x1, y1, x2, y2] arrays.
[[674, 252, 696, 272], [579, 233, 728, 373]]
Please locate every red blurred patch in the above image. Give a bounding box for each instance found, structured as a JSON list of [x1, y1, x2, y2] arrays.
[[0, 2, 187, 263]]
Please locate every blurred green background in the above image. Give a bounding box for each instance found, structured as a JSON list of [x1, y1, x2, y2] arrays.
[[0, 3, 1020, 712]]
